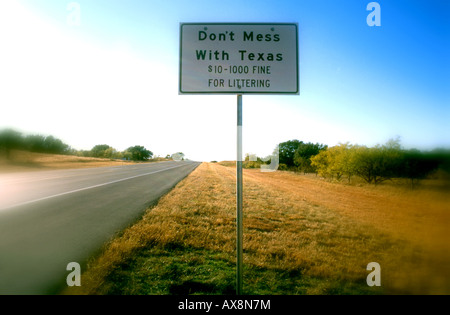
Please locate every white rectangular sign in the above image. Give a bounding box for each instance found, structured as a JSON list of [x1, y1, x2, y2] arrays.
[[179, 23, 299, 94]]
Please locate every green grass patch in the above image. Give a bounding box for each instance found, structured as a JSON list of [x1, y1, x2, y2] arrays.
[[87, 244, 384, 295], [99, 247, 234, 295]]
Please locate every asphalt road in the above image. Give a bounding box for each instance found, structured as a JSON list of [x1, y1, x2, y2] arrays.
[[0, 161, 200, 294]]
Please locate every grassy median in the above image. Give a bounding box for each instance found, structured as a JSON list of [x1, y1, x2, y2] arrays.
[[63, 162, 450, 295]]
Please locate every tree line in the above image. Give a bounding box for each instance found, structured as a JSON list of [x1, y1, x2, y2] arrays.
[[77, 144, 153, 161], [0, 129, 154, 161], [261, 139, 450, 185], [0, 128, 71, 158]]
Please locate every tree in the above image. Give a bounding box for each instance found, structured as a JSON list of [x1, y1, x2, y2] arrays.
[[42, 135, 70, 154], [430, 149, 450, 176], [311, 149, 331, 178], [0, 129, 71, 156], [293, 142, 327, 174], [334, 143, 358, 182], [122, 150, 132, 161], [126, 146, 153, 161], [400, 149, 443, 188], [0, 128, 23, 159], [90, 144, 115, 158], [103, 147, 119, 159], [352, 139, 403, 184], [24, 134, 46, 153], [278, 140, 303, 167], [311, 143, 356, 181], [311, 141, 403, 184]]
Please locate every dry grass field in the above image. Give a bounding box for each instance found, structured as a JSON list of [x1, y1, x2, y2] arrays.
[[64, 162, 450, 295], [0, 150, 137, 172]]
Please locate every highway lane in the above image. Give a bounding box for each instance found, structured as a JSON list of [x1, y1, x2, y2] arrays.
[[0, 161, 200, 294], [0, 162, 194, 211]]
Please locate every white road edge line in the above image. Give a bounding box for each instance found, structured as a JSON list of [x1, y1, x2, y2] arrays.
[[0, 163, 190, 211]]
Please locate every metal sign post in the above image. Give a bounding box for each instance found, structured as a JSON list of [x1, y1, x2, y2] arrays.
[[236, 94, 243, 295]]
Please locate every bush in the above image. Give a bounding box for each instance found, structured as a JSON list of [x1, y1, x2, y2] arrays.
[[243, 161, 262, 169], [126, 146, 153, 161], [278, 163, 289, 171]]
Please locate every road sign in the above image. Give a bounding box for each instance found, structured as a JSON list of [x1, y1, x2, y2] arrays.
[[179, 23, 299, 94], [179, 22, 300, 295]]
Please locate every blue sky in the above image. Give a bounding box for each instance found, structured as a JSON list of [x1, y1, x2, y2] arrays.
[[0, 0, 448, 161]]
